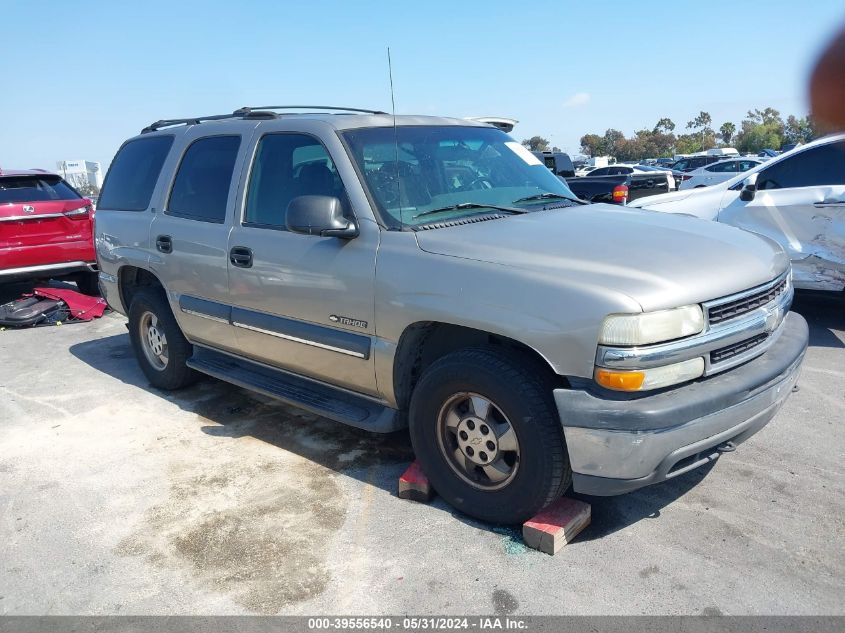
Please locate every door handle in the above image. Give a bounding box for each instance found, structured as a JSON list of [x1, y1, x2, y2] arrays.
[[156, 235, 172, 254], [229, 246, 253, 268]]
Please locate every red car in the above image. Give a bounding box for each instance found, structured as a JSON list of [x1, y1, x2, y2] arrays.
[[0, 168, 99, 295]]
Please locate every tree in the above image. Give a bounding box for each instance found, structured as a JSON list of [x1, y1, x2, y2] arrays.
[[579, 133, 604, 157], [719, 122, 736, 145], [734, 108, 786, 153], [783, 115, 817, 145], [75, 183, 100, 197], [653, 117, 676, 134], [686, 111, 713, 135], [521, 136, 549, 151]]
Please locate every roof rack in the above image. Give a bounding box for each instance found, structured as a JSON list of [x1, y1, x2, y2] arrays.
[[141, 105, 388, 133]]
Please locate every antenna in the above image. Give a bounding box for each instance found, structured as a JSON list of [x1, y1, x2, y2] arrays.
[[388, 47, 404, 228]]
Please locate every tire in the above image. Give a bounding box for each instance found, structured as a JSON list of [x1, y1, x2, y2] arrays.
[[74, 271, 101, 296], [409, 347, 571, 524], [128, 288, 197, 390]]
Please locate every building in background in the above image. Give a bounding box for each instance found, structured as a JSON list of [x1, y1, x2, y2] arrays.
[[56, 160, 103, 189]]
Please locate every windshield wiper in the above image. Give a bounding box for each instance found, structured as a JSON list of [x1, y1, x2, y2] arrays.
[[413, 203, 529, 220], [512, 192, 579, 204]]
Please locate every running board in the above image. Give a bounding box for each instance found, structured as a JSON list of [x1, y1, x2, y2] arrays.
[[187, 347, 405, 433]]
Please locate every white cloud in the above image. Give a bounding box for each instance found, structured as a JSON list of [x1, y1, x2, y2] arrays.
[[563, 92, 591, 108]]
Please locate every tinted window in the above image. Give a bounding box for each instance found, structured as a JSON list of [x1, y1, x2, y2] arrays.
[[738, 160, 759, 171], [245, 134, 345, 229], [590, 167, 610, 176], [0, 175, 81, 203], [707, 161, 737, 173], [99, 136, 173, 211], [758, 141, 845, 190], [168, 135, 241, 223]]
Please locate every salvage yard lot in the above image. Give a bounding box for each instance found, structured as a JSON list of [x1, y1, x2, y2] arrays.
[[0, 286, 843, 615]]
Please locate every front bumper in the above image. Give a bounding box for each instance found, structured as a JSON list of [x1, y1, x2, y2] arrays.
[[555, 311, 808, 496]]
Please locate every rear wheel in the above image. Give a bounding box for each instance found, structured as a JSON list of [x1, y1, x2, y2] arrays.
[[128, 289, 197, 390], [409, 347, 570, 524]]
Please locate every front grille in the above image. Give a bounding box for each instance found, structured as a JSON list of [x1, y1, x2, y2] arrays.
[[710, 333, 769, 364], [707, 276, 788, 325]]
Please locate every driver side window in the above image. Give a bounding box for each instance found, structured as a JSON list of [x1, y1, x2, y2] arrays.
[[244, 133, 348, 229], [758, 142, 845, 190]]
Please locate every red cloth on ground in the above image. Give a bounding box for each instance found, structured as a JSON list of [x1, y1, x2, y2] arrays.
[[32, 287, 108, 321]]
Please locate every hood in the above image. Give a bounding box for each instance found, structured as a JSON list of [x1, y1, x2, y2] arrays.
[[626, 183, 731, 219], [415, 204, 789, 312]]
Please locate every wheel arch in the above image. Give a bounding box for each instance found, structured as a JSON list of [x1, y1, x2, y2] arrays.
[[118, 265, 165, 313], [391, 321, 566, 410]]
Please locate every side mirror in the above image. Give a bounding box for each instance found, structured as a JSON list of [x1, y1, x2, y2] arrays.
[[739, 173, 758, 202], [286, 195, 359, 239]]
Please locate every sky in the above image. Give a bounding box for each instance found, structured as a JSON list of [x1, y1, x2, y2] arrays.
[[2, 0, 844, 171]]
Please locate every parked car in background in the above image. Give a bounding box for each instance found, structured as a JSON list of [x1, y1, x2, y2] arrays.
[[656, 158, 675, 167], [758, 149, 780, 158], [580, 164, 676, 191], [566, 166, 672, 203], [0, 168, 99, 294], [635, 165, 677, 190], [629, 134, 845, 292], [678, 158, 762, 190], [670, 155, 724, 172], [532, 151, 576, 178], [574, 165, 599, 177]]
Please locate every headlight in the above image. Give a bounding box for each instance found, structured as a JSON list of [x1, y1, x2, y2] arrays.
[[595, 357, 705, 391], [599, 305, 704, 346]]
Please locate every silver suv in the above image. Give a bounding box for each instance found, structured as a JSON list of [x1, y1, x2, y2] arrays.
[[95, 106, 808, 524]]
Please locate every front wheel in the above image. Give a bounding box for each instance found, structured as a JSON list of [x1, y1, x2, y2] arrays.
[[409, 348, 571, 524], [128, 289, 197, 390]]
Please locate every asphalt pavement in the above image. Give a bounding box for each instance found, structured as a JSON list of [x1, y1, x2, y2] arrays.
[[0, 285, 842, 615]]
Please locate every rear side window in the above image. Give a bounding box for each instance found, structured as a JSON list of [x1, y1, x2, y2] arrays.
[[167, 135, 241, 223], [99, 136, 173, 211], [758, 141, 845, 190], [707, 161, 737, 173], [0, 176, 81, 203]]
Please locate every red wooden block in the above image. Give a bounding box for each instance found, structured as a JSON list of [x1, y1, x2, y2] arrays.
[[522, 497, 591, 554], [398, 460, 434, 502]]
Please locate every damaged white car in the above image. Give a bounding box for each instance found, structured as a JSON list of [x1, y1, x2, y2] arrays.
[[629, 134, 845, 292]]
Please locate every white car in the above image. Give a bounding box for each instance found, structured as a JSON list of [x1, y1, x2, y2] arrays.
[[678, 158, 762, 191], [629, 134, 845, 292]]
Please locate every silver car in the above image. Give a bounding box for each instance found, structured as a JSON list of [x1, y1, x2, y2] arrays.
[[94, 107, 808, 524]]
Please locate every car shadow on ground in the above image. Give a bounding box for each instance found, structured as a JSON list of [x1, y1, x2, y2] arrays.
[[70, 331, 727, 541], [791, 289, 844, 349]]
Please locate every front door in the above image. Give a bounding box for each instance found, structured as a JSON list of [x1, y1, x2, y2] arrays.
[[718, 140, 845, 290], [227, 132, 380, 396]]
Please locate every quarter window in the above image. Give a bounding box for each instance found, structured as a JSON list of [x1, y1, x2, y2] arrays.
[[98, 135, 173, 211], [168, 135, 241, 223], [758, 141, 845, 190], [245, 134, 346, 229]]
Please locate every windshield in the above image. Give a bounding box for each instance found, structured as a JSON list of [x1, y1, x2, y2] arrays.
[[341, 126, 579, 229]]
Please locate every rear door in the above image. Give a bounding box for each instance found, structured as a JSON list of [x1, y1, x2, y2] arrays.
[[718, 141, 845, 290], [703, 161, 738, 185], [149, 124, 253, 352], [0, 175, 92, 269]]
